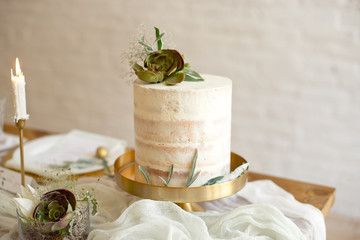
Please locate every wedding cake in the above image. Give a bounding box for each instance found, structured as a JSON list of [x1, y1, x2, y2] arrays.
[[129, 27, 233, 187], [133, 74, 232, 187]]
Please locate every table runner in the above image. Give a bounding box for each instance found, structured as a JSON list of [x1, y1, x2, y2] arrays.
[[0, 176, 325, 240]]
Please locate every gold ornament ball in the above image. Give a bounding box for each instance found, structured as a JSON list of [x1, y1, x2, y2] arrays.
[[96, 146, 108, 159]]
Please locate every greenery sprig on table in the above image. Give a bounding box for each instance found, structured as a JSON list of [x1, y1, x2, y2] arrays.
[[131, 27, 204, 85], [48, 146, 113, 176]]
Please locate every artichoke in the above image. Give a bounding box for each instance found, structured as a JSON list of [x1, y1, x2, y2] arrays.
[[132, 49, 186, 85], [33, 189, 77, 232]]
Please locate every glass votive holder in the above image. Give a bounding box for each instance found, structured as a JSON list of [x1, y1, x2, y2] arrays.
[[17, 200, 90, 240]]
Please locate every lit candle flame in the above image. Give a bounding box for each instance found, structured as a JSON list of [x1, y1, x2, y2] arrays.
[[15, 58, 22, 76]]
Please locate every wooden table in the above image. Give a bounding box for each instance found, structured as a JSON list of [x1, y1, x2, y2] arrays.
[[3, 124, 335, 217]]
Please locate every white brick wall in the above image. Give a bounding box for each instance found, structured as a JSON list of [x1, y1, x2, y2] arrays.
[[0, 0, 359, 220]]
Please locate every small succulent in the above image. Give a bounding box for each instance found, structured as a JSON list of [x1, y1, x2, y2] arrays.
[[32, 189, 76, 231], [132, 27, 204, 85], [14, 185, 95, 239], [133, 49, 185, 84]]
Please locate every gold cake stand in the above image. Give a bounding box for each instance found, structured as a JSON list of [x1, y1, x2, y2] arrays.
[[114, 150, 248, 212]]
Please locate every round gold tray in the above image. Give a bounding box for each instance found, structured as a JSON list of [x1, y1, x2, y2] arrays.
[[114, 150, 248, 211]]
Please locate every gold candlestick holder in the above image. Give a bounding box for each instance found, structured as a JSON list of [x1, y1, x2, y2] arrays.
[[15, 119, 26, 186]]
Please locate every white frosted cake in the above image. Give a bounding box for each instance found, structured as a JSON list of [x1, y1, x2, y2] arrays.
[[133, 74, 232, 187]]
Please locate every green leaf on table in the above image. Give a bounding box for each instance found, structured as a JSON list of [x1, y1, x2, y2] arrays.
[[98, 158, 112, 176], [49, 158, 98, 170]]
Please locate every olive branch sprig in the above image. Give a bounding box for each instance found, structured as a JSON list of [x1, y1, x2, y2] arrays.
[[138, 27, 164, 53], [159, 164, 173, 187], [138, 149, 201, 187], [185, 149, 201, 187], [139, 166, 150, 184]]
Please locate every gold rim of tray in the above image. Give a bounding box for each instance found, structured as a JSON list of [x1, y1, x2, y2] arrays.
[[114, 150, 248, 204]]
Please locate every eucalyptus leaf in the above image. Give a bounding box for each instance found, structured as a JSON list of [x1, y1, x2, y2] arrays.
[[138, 37, 154, 53], [159, 176, 168, 186], [180, 67, 204, 82], [185, 149, 198, 187], [202, 176, 224, 186], [167, 164, 174, 184], [90, 197, 98, 216], [184, 75, 204, 82], [139, 166, 150, 184], [49, 158, 99, 170], [182, 67, 203, 79], [159, 164, 174, 186], [79, 191, 98, 216], [98, 158, 112, 176], [154, 27, 164, 50], [76, 159, 94, 164], [186, 171, 201, 187]]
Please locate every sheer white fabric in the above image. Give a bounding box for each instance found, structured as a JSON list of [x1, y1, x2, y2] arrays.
[[0, 177, 325, 240]]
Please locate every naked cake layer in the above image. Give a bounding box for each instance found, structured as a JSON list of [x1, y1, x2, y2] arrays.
[[133, 74, 232, 187]]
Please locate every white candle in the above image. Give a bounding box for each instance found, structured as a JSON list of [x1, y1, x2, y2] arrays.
[[11, 58, 29, 122]]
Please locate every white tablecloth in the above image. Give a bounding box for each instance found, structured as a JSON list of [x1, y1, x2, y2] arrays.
[[0, 176, 326, 240]]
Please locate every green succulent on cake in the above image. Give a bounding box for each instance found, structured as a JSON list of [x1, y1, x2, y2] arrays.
[[131, 27, 204, 85]]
